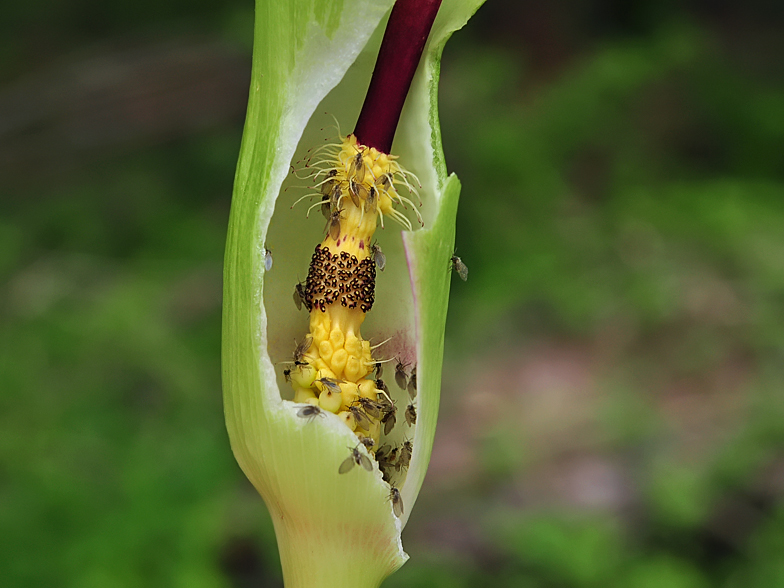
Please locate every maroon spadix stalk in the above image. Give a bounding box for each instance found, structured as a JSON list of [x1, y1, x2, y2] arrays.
[[353, 0, 443, 153]]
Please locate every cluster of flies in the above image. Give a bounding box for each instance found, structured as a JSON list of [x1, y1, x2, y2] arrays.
[[292, 356, 416, 518], [276, 141, 466, 520], [292, 144, 422, 236]]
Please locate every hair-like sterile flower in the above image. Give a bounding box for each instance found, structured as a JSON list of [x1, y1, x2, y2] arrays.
[[222, 1, 484, 587]]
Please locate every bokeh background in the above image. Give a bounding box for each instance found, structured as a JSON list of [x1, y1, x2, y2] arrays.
[[3, 1, 784, 586]]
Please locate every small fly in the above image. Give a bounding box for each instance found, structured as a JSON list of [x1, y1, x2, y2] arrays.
[[316, 377, 343, 395], [353, 397, 383, 419], [375, 173, 392, 191], [349, 179, 368, 208], [370, 242, 386, 272], [293, 281, 306, 311], [394, 360, 409, 390], [348, 179, 362, 207], [283, 368, 292, 383], [339, 444, 373, 474], [366, 186, 377, 215], [296, 405, 324, 421], [389, 486, 404, 517], [398, 441, 413, 470], [264, 248, 273, 271], [450, 254, 468, 281], [349, 150, 365, 183], [407, 366, 417, 400], [293, 335, 313, 364], [348, 404, 372, 430], [381, 401, 397, 435], [319, 169, 338, 195], [326, 209, 343, 241], [405, 404, 416, 427], [358, 435, 376, 450]]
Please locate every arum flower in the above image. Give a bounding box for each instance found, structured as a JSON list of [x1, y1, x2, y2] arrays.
[[222, 0, 483, 586]]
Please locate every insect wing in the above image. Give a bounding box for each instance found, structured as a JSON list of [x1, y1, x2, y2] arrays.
[[329, 216, 340, 240], [348, 180, 361, 208], [264, 249, 273, 271], [319, 378, 341, 394], [359, 453, 373, 472], [383, 412, 396, 435], [372, 244, 386, 271], [351, 151, 366, 183], [357, 398, 381, 419], [353, 408, 371, 429], [338, 455, 355, 474], [293, 285, 303, 310], [294, 335, 313, 362], [394, 363, 408, 390], [451, 255, 468, 281], [390, 489, 404, 517], [407, 367, 417, 399], [457, 260, 468, 281]]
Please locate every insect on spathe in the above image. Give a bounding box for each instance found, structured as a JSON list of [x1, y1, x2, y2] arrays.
[[353, 397, 383, 419], [380, 400, 397, 435], [389, 486, 404, 517], [358, 435, 375, 450], [293, 281, 306, 311], [339, 444, 373, 474], [297, 404, 324, 421], [394, 359, 408, 390], [450, 254, 468, 281], [370, 242, 386, 272], [405, 403, 416, 426], [399, 440, 413, 469], [348, 404, 372, 430], [264, 248, 273, 271], [407, 365, 417, 400]]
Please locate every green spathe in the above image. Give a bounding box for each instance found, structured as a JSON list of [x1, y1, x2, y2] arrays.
[[222, 1, 484, 587]]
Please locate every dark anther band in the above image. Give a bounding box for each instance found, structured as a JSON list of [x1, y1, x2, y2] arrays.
[[304, 245, 376, 313]]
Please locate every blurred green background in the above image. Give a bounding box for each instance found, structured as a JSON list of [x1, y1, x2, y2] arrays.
[[2, 1, 784, 586]]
